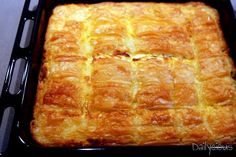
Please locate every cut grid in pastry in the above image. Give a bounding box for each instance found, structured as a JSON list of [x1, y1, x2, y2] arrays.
[[31, 2, 236, 146]]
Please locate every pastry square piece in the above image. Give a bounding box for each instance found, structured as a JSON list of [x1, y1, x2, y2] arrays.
[[31, 2, 236, 146]]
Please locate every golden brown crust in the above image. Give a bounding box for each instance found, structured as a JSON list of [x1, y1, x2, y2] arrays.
[[31, 2, 236, 146], [202, 78, 234, 106]]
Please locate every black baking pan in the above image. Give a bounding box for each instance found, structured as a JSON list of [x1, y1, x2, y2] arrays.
[[0, 0, 236, 156]]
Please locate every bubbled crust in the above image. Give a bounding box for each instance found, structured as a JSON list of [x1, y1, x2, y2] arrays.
[[31, 2, 236, 147]]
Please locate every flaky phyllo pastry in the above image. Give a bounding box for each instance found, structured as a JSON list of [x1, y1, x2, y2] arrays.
[[31, 2, 236, 146]]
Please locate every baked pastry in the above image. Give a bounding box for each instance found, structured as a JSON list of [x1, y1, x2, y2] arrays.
[[31, 2, 236, 146]]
